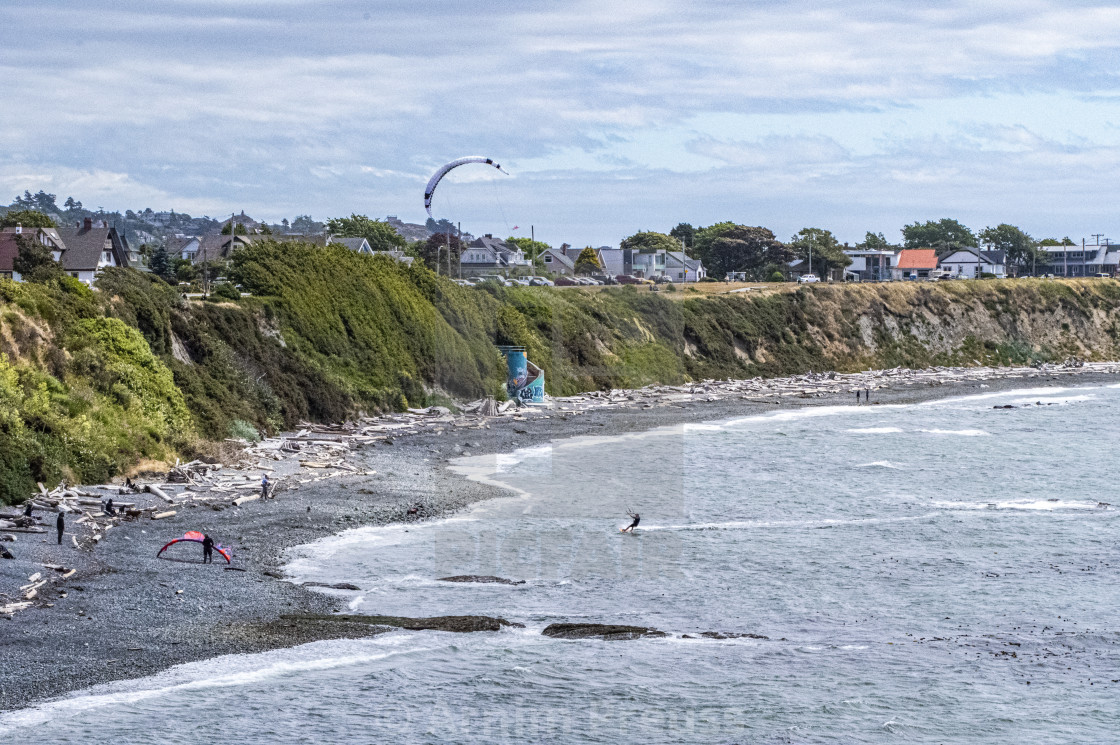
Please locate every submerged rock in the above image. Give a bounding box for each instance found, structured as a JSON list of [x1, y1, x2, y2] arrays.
[[541, 623, 667, 640], [294, 613, 522, 632], [699, 631, 769, 640], [437, 575, 526, 585]]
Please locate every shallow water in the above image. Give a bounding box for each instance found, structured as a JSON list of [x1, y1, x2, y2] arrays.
[[4, 385, 1119, 743]]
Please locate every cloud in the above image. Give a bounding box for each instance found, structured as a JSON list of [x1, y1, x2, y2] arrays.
[[2, 1, 1120, 244]]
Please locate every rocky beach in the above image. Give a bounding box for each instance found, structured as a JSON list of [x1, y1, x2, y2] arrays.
[[3, 361, 1119, 713]]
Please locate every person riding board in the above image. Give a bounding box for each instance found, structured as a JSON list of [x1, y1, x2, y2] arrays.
[[621, 509, 640, 533]]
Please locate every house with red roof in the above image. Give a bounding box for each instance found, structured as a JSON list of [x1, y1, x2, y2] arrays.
[[0, 226, 68, 281], [892, 249, 939, 280]]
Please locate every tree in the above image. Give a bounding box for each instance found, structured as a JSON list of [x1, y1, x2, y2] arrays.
[[0, 209, 57, 228], [12, 190, 58, 213], [63, 196, 83, 212], [857, 231, 896, 250], [12, 235, 63, 282], [692, 222, 792, 280], [575, 247, 602, 275], [326, 214, 406, 251], [290, 215, 324, 234], [669, 223, 696, 248], [221, 221, 248, 235], [426, 217, 455, 235], [1039, 237, 1075, 246], [620, 230, 679, 254], [417, 232, 464, 272], [148, 245, 174, 282], [902, 219, 976, 251], [789, 227, 849, 278], [978, 224, 1039, 270]]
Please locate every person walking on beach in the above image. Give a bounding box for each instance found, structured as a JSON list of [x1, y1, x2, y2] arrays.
[[866, 387, 872, 403], [202, 534, 215, 564], [56, 510, 65, 545], [261, 474, 271, 500], [621, 510, 640, 533]]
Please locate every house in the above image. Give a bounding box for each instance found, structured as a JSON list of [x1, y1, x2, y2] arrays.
[[0, 226, 69, 281], [843, 249, 897, 281], [891, 249, 939, 280], [938, 249, 1007, 278], [1038, 239, 1120, 277], [666, 251, 706, 281], [55, 218, 132, 284], [539, 246, 577, 275], [328, 236, 373, 254], [459, 235, 529, 275]]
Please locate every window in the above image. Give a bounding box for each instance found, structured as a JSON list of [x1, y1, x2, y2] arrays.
[[544, 255, 552, 263]]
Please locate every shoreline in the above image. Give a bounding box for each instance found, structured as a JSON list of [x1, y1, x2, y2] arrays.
[[3, 362, 1120, 712]]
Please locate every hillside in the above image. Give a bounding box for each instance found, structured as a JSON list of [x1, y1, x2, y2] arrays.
[[3, 240, 1120, 502]]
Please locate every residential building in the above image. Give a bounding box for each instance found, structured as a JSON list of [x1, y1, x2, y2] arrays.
[[539, 246, 577, 275], [939, 249, 1007, 278], [1037, 239, 1120, 277], [891, 249, 939, 280], [460, 235, 529, 275], [666, 251, 706, 281], [55, 218, 132, 284], [843, 249, 897, 281], [0, 226, 68, 280], [328, 236, 373, 254]]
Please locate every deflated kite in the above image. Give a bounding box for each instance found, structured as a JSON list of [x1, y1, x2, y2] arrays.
[[424, 156, 508, 217], [156, 530, 231, 564]]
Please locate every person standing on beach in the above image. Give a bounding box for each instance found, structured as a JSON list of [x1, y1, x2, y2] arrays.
[[261, 474, 271, 500], [56, 510, 65, 545], [202, 534, 215, 564], [855, 390, 861, 403], [866, 387, 872, 403]]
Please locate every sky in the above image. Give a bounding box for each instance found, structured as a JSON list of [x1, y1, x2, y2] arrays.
[[3, 0, 1120, 247]]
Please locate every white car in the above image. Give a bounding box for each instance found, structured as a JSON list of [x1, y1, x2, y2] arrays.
[[797, 273, 820, 284]]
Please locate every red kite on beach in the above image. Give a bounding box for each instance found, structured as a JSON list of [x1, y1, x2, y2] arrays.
[[156, 531, 231, 564]]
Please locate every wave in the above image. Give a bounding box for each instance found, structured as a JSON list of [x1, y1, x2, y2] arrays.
[[855, 461, 902, 469], [932, 499, 1105, 511], [847, 427, 903, 434], [640, 513, 937, 532]]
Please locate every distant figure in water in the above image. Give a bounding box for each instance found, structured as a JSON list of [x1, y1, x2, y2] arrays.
[[202, 534, 215, 564], [855, 390, 861, 403], [56, 511, 65, 545], [866, 387, 872, 403], [621, 510, 640, 533]]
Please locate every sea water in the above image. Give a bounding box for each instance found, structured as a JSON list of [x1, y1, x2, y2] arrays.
[[4, 385, 1119, 743]]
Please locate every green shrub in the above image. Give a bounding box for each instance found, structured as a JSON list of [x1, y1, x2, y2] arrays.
[[228, 419, 261, 442], [211, 282, 241, 302]]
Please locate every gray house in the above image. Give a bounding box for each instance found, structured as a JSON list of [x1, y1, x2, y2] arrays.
[[55, 218, 133, 284]]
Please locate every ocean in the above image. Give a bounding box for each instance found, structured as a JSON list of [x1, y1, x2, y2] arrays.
[[3, 384, 1118, 743]]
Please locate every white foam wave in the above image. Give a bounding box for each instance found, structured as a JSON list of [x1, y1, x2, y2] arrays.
[[919, 428, 990, 437], [856, 461, 902, 469], [847, 427, 903, 434], [1007, 394, 1094, 406], [933, 499, 1102, 511], [641, 513, 937, 532]]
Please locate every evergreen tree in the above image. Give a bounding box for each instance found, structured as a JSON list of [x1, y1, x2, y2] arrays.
[[149, 245, 174, 281]]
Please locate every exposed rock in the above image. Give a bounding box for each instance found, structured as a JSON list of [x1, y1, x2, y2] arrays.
[[541, 623, 667, 640], [699, 631, 769, 640], [289, 613, 521, 632], [302, 581, 362, 591], [437, 575, 526, 585]]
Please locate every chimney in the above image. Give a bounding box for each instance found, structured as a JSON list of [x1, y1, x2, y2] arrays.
[[83, 217, 93, 230]]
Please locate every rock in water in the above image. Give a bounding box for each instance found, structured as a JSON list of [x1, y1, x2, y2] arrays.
[[301, 581, 362, 591], [437, 575, 526, 585], [541, 623, 667, 640], [288, 614, 522, 632]]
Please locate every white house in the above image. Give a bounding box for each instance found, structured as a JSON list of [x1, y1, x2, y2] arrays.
[[939, 249, 1006, 278], [460, 235, 529, 275]]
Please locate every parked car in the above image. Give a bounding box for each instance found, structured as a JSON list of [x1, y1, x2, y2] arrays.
[[554, 276, 582, 286], [797, 274, 820, 284], [591, 274, 616, 285], [476, 274, 512, 286], [652, 275, 675, 284], [1095, 273, 1112, 278], [528, 276, 554, 286], [615, 274, 652, 285], [508, 278, 531, 286]]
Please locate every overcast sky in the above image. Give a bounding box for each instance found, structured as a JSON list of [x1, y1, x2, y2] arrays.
[[3, 1, 1120, 247]]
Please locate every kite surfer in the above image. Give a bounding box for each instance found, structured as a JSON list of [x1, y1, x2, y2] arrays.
[[621, 509, 640, 533], [202, 534, 215, 564], [56, 510, 65, 545]]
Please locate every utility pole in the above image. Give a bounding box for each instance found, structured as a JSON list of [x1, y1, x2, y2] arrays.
[[809, 232, 813, 279], [458, 222, 462, 279]]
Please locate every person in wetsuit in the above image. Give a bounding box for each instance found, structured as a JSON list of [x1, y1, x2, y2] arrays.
[[56, 511, 65, 545], [621, 510, 640, 533], [202, 534, 215, 564]]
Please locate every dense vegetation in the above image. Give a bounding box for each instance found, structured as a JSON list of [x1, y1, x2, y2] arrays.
[[4, 239, 1120, 503]]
